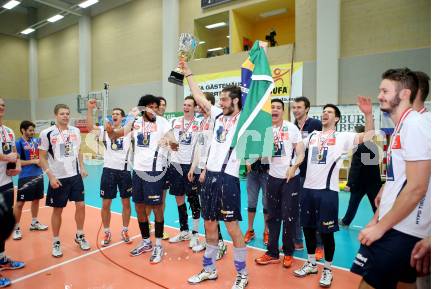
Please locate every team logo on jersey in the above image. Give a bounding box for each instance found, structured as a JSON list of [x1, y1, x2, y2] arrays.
[[391, 135, 401, 149], [215, 126, 228, 143], [273, 141, 285, 157], [327, 138, 336, 146], [178, 131, 192, 145], [70, 134, 77, 141]]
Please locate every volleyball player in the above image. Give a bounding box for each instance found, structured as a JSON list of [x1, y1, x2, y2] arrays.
[[168, 96, 203, 249], [12, 120, 48, 241], [293, 99, 374, 287], [255, 98, 304, 268], [351, 69, 430, 289], [86, 100, 133, 246], [107, 94, 177, 264], [0, 97, 25, 288], [39, 104, 90, 258], [189, 92, 228, 258], [182, 61, 249, 289]]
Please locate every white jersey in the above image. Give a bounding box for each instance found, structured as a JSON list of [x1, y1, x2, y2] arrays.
[[380, 109, 431, 239], [131, 116, 171, 172], [194, 106, 223, 170], [99, 126, 132, 171], [269, 121, 302, 179], [206, 106, 241, 177], [0, 125, 15, 187], [303, 131, 356, 192], [169, 115, 201, 165], [40, 125, 81, 179]]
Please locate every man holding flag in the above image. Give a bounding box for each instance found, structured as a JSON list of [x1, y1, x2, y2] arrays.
[[184, 41, 273, 289]]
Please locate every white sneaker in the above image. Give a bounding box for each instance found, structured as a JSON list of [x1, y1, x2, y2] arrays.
[[231, 273, 248, 289], [75, 234, 91, 251], [189, 233, 199, 248], [319, 268, 333, 287], [169, 230, 191, 243], [12, 228, 22, 240], [293, 261, 318, 277], [30, 221, 48, 231], [216, 240, 227, 260], [192, 240, 206, 253], [149, 245, 164, 264], [52, 241, 63, 258], [187, 269, 218, 284]]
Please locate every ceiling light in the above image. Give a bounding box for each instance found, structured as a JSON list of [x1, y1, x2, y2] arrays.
[[2, 0, 20, 9], [205, 22, 227, 29], [78, 0, 98, 8], [226, 35, 230, 38], [199, 41, 206, 44], [207, 47, 223, 52], [21, 28, 35, 35], [47, 14, 64, 23], [260, 8, 287, 18]]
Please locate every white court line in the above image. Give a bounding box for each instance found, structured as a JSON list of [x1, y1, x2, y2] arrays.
[[12, 233, 142, 285], [85, 204, 351, 272], [21, 206, 49, 213], [12, 203, 350, 285]]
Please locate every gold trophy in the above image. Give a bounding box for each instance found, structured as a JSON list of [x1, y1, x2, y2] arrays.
[[168, 33, 199, 86]]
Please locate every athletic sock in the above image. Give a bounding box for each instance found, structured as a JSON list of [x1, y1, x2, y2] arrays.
[[76, 230, 84, 237], [104, 228, 110, 233], [122, 226, 128, 232], [192, 218, 199, 235], [233, 247, 248, 275], [324, 261, 332, 270], [203, 244, 218, 272], [14, 223, 20, 230], [53, 236, 60, 244], [31, 218, 38, 225], [308, 254, 317, 266]]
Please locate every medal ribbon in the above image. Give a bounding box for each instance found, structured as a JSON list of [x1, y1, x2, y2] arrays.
[[0, 126, 9, 144], [273, 123, 284, 147], [23, 137, 37, 156], [317, 129, 336, 157], [142, 119, 153, 140], [221, 112, 240, 135], [386, 108, 413, 166], [181, 116, 195, 135], [57, 126, 70, 144], [418, 106, 427, 114]]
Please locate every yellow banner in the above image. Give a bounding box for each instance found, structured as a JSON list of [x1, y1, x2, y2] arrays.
[[183, 62, 303, 100]]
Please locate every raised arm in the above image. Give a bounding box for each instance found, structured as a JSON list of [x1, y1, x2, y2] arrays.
[[356, 96, 375, 145], [86, 99, 100, 132], [179, 61, 212, 113]]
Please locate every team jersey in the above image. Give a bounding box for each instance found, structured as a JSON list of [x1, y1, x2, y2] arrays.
[[40, 125, 81, 179], [131, 115, 171, 171], [169, 115, 201, 164], [269, 120, 302, 179], [194, 106, 223, 170], [380, 109, 431, 239], [16, 137, 43, 178], [98, 126, 132, 171], [0, 125, 15, 186], [206, 105, 241, 177], [303, 130, 357, 192]]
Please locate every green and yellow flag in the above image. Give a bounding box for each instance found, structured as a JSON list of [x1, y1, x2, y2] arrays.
[[231, 41, 274, 159]]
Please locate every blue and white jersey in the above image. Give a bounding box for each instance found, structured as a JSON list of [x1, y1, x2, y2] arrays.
[[303, 131, 356, 192], [380, 109, 430, 239]]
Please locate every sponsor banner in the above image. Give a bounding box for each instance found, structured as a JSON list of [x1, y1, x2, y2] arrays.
[[184, 62, 303, 102]]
